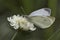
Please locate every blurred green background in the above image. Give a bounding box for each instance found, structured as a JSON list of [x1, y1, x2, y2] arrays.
[[0, 0, 60, 40]]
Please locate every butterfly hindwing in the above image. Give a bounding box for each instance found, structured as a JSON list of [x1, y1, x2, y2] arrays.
[[29, 16, 55, 29]]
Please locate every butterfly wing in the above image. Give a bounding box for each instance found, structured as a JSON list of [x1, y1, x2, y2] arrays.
[[27, 8, 55, 29], [29, 16, 55, 29], [29, 8, 51, 17]]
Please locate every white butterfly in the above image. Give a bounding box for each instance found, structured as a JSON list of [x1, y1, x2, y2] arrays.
[[28, 8, 55, 29]]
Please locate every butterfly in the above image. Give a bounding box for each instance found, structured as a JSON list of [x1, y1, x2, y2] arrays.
[[27, 8, 55, 29], [7, 8, 55, 31]]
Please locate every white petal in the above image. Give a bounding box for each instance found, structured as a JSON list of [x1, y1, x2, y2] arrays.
[[29, 8, 51, 17], [13, 26, 19, 29], [30, 27, 36, 31]]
